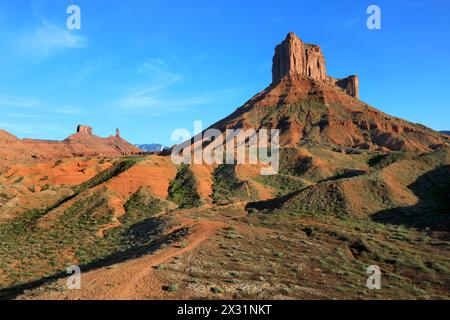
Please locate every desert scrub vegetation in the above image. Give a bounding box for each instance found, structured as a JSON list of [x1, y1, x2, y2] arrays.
[[212, 165, 246, 205], [164, 284, 179, 292], [8, 157, 145, 228], [0, 192, 11, 200], [77, 187, 168, 264], [367, 152, 411, 169], [168, 164, 201, 208], [252, 211, 450, 299], [255, 174, 309, 197], [246, 99, 327, 128], [0, 191, 113, 288], [0, 187, 168, 291], [75, 158, 141, 193]]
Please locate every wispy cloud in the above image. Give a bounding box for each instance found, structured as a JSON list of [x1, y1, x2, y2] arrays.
[[119, 88, 240, 116], [118, 59, 184, 112], [15, 20, 87, 61], [117, 59, 242, 115], [135, 59, 183, 89], [54, 106, 84, 115], [5, 112, 45, 119], [0, 121, 66, 135], [0, 18, 88, 69], [0, 89, 85, 120], [0, 93, 41, 108]]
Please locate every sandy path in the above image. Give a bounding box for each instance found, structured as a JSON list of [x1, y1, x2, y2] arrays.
[[34, 219, 227, 300]]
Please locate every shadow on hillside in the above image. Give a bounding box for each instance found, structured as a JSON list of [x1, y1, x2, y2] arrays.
[[371, 165, 450, 232], [0, 220, 186, 300], [319, 169, 367, 183], [245, 189, 302, 214]]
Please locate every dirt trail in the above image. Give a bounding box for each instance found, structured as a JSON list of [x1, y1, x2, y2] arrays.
[[32, 218, 227, 300]]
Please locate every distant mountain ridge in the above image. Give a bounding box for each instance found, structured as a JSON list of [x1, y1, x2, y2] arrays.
[[441, 131, 450, 136], [135, 144, 168, 152]]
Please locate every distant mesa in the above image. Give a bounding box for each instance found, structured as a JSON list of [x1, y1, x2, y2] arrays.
[[441, 131, 450, 136], [0, 125, 140, 160], [77, 125, 93, 135]]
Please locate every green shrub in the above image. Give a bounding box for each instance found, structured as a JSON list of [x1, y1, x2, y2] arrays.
[[168, 164, 201, 208], [212, 165, 245, 204], [166, 284, 179, 292]]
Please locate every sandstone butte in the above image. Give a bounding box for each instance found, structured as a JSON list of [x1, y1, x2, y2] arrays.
[[0, 125, 140, 160], [1, 32, 449, 160], [204, 32, 449, 153]]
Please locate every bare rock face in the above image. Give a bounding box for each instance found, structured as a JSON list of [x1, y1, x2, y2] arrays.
[[272, 32, 327, 83], [77, 125, 93, 135], [335, 75, 359, 99], [272, 32, 359, 98], [205, 32, 449, 153]]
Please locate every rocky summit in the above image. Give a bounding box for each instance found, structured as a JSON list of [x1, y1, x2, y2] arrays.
[[210, 32, 448, 152], [272, 32, 358, 98]]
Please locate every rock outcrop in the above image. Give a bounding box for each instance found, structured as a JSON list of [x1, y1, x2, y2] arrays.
[[77, 125, 93, 135], [202, 32, 449, 153], [335, 75, 359, 99], [272, 32, 359, 98], [272, 32, 327, 83]]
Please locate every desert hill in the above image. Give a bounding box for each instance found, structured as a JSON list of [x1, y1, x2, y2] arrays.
[[207, 33, 448, 153], [0, 125, 140, 160]]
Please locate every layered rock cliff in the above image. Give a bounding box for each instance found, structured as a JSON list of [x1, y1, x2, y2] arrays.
[[272, 32, 359, 99], [205, 32, 449, 152], [77, 125, 93, 135], [272, 32, 327, 83]]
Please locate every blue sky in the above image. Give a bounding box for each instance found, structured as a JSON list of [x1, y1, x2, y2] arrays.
[[0, 0, 449, 145]]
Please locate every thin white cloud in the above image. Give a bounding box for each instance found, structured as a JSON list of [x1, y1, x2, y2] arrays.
[[0, 121, 66, 135], [13, 20, 87, 62], [121, 88, 161, 110], [5, 113, 45, 119], [117, 59, 241, 115], [54, 106, 84, 115], [135, 59, 183, 89], [0, 20, 88, 68], [119, 88, 240, 115], [0, 93, 41, 108], [118, 59, 184, 112]]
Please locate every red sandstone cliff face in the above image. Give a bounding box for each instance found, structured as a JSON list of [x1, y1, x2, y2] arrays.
[[335, 75, 359, 100], [0, 126, 140, 160], [271, 32, 359, 99], [207, 32, 449, 152], [272, 32, 327, 83], [77, 125, 93, 135]]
